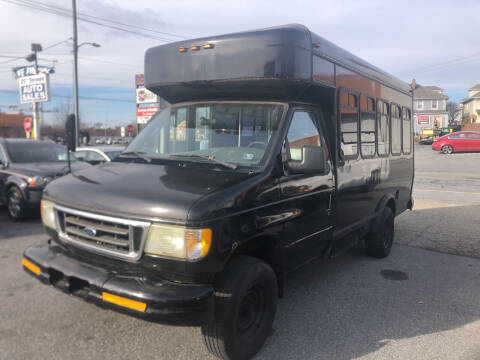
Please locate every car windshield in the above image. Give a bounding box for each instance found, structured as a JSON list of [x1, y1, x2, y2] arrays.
[[6, 141, 73, 163], [120, 102, 285, 170]]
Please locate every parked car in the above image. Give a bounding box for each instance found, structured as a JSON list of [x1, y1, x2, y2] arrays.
[[432, 131, 480, 154], [0, 138, 90, 221], [74, 146, 126, 165]]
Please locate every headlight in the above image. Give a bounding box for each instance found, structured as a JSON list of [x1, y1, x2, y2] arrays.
[[144, 224, 212, 260], [28, 176, 45, 187], [40, 200, 56, 229]]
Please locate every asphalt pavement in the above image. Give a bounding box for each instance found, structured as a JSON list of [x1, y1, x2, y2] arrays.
[[0, 144, 479, 360]]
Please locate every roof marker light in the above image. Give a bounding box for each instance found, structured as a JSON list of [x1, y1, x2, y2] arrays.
[[178, 47, 188, 53], [203, 44, 215, 49], [190, 45, 200, 51], [313, 42, 321, 48]]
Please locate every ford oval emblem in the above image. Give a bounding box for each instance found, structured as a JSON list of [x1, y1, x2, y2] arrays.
[[83, 227, 97, 237]]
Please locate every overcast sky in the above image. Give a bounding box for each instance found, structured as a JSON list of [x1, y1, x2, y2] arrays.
[[1, 0, 479, 127]]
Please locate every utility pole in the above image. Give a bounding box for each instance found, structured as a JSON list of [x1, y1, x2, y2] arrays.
[[72, 0, 79, 147], [30, 43, 42, 140]]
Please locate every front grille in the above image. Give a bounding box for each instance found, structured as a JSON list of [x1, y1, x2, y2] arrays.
[[54, 205, 150, 261]]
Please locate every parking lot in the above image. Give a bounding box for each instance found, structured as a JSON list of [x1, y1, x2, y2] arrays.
[[0, 144, 479, 360]]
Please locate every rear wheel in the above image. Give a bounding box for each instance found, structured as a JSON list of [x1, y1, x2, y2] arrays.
[[202, 256, 278, 360], [365, 206, 394, 258], [7, 186, 26, 221], [441, 145, 453, 154]]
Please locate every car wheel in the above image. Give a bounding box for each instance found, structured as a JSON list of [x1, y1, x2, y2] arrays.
[[441, 145, 453, 154], [201, 256, 278, 360], [7, 186, 26, 221], [365, 206, 394, 258]]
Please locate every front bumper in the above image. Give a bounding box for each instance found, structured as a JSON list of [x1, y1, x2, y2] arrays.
[[23, 243, 214, 325]]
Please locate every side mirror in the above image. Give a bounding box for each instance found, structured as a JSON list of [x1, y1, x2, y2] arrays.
[[286, 145, 327, 175], [65, 114, 76, 152]]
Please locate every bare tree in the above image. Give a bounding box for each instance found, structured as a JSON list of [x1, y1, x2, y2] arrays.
[[446, 101, 461, 125], [55, 96, 73, 125]]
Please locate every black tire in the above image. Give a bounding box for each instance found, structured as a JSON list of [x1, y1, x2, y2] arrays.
[[7, 186, 26, 221], [365, 206, 394, 258], [202, 256, 278, 360], [441, 145, 453, 154]]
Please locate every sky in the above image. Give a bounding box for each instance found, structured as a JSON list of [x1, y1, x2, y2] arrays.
[[1, 0, 479, 128]]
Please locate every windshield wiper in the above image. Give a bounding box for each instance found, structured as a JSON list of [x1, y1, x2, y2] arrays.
[[169, 153, 237, 170], [118, 151, 152, 163]]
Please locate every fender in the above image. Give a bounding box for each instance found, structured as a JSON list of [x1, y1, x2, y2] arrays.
[[2, 172, 29, 198]]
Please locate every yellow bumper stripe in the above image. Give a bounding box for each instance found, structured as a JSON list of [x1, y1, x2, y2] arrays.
[[102, 292, 147, 312], [22, 258, 41, 275]]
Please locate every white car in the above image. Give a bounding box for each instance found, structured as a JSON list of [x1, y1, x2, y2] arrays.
[[74, 146, 125, 165]]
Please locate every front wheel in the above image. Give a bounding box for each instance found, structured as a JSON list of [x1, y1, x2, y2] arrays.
[[365, 206, 394, 258], [7, 186, 26, 221], [202, 256, 278, 360], [441, 145, 453, 154]]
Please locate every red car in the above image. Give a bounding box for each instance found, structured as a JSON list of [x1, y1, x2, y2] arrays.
[[432, 131, 480, 154]]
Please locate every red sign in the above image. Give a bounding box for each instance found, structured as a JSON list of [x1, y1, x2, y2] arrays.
[[126, 124, 135, 134], [24, 117, 32, 132], [418, 116, 429, 124]]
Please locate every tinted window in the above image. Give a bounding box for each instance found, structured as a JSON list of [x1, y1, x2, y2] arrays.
[[360, 95, 376, 157], [466, 133, 480, 139], [339, 89, 358, 158], [449, 133, 466, 139], [287, 112, 321, 161], [6, 141, 70, 163], [377, 100, 390, 156], [312, 56, 334, 85], [391, 104, 401, 155], [402, 108, 412, 154]]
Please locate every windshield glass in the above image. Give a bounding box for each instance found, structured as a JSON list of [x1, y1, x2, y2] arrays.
[[105, 150, 122, 160], [122, 102, 285, 170], [7, 141, 72, 163]]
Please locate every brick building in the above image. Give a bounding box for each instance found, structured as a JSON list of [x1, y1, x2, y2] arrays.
[[0, 113, 30, 138]]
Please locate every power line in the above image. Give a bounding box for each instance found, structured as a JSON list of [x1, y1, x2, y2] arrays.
[[0, 88, 135, 103], [402, 51, 480, 74], [2, 0, 184, 42]]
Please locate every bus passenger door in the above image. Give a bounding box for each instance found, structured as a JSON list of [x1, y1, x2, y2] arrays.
[[279, 110, 334, 272]]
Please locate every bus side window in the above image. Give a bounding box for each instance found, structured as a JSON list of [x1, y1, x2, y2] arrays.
[[377, 100, 390, 156], [339, 89, 359, 159], [402, 108, 412, 154], [360, 95, 376, 158], [391, 104, 402, 155]]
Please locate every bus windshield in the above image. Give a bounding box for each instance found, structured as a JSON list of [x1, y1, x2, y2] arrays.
[[122, 102, 286, 170]]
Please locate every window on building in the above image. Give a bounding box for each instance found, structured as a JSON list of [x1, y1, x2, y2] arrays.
[[402, 108, 412, 154], [391, 104, 402, 155], [377, 100, 390, 156], [360, 95, 376, 157], [339, 89, 359, 159], [432, 100, 438, 109], [417, 101, 423, 110]]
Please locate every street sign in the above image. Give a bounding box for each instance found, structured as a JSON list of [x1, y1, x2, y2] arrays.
[[136, 88, 158, 104], [136, 106, 159, 124], [18, 73, 50, 104], [24, 117, 32, 132], [13, 65, 55, 79], [127, 124, 134, 134]]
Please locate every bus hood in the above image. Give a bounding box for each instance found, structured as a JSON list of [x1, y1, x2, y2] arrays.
[[43, 161, 252, 223]]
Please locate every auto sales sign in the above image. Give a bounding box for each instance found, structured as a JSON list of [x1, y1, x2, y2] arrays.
[[18, 73, 50, 104]]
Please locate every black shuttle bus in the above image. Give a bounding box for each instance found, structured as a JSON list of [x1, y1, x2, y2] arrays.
[[23, 25, 413, 359]]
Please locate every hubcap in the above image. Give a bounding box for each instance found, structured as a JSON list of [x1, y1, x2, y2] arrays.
[[443, 146, 452, 154], [237, 285, 266, 335]]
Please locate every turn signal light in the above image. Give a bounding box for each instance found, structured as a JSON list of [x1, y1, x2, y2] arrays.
[[178, 47, 188, 53], [203, 44, 214, 49]]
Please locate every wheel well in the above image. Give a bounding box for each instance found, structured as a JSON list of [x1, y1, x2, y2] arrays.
[[229, 237, 284, 298], [386, 198, 396, 217]]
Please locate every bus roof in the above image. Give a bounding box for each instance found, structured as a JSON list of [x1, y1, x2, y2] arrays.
[[145, 24, 410, 103]]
